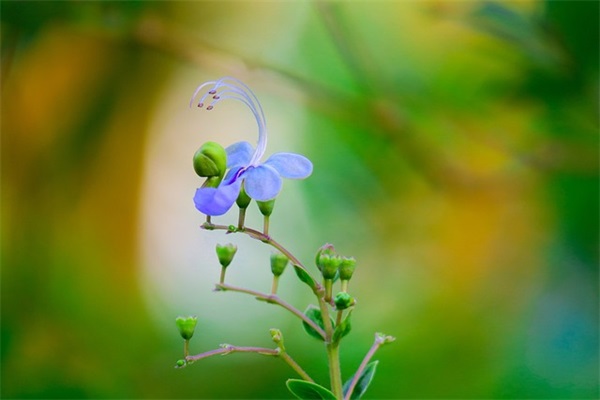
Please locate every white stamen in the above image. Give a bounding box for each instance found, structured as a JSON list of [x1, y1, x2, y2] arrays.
[[190, 77, 268, 166]]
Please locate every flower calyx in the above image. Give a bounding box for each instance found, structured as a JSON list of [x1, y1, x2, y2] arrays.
[[216, 243, 238, 268], [175, 315, 198, 340]]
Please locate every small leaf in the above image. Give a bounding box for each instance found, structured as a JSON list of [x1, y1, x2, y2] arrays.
[[343, 360, 379, 400], [302, 305, 326, 341], [294, 265, 318, 291], [286, 379, 337, 400], [333, 310, 352, 343]]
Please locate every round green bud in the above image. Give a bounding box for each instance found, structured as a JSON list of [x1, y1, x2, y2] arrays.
[[320, 254, 342, 280], [216, 243, 237, 268], [193, 141, 227, 179], [339, 257, 357, 281], [334, 292, 355, 310], [270, 253, 289, 277], [257, 199, 275, 217], [236, 185, 251, 209], [175, 359, 187, 368], [175, 315, 198, 340], [270, 328, 284, 345], [315, 244, 336, 273]]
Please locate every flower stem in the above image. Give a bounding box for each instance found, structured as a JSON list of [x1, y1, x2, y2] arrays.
[[271, 275, 279, 295], [336, 310, 343, 327], [184, 339, 190, 358], [237, 207, 246, 230], [219, 266, 226, 284], [215, 282, 326, 340], [263, 215, 270, 236]]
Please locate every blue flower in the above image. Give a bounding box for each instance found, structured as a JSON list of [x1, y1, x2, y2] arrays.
[[191, 77, 313, 216]]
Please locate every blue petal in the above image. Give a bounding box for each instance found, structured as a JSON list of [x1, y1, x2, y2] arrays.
[[244, 165, 282, 201], [263, 152, 313, 179], [194, 178, 243, 216], [226, 141, 254, 168]]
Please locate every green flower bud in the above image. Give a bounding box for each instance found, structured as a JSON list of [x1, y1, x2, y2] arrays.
[[339, 257, 357, 281], [175, 316, 198, 340], [216, 243, 237, 268], [175, 359, 187, 368], [236, 185, 251, 209], [270, 328, 284, 347], [193, 142, 227, 180], [257, 199, 275, 217], [334, 292, 355, 310], [270, 253, 289, 277], [315, 244, 336, 273], [320, 254, 342, 280]]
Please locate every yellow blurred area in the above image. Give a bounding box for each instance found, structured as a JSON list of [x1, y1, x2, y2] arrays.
[[2, 1, 597, 399]]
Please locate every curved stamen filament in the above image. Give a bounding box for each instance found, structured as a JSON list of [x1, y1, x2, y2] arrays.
[[190, 77, 269, 166]]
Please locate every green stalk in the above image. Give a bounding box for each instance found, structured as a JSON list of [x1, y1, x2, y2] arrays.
[[237, 207, 246, 230], [327, 343, 343, 399], [318, 296, 342, 398], [271, 275, 279, 295]]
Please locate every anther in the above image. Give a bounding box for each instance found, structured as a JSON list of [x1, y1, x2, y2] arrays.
[[208, 90, 217, 95], [213, 95, 220, 100], [206, 105, 214, 110], [198, 103, 204, 108]]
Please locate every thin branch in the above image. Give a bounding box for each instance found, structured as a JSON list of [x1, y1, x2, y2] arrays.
[[216, 282, 326, 340], [186, 344, 314, 382], [202, 223, 322, 290], [279, 352, 315, 383], [186, 345, 277, 362], [343, 333, 394, 400]]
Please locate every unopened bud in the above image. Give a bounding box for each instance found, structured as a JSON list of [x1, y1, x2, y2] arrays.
[[257, 199, 275, 217], [216, 243, 237, 268], [270, 328, 284, 345], [175, 316, 198, 340], [270, 253, 289, 277], [236, 185, 251, 209], [334, 292, 355, 310], [315, 244, 336, 273], [320, 254, 341, 280], [193, 142, 227, 181], [339, 257, 357, 281]]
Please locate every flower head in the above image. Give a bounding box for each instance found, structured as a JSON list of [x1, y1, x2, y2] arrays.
[[191, 77, 313, 216]]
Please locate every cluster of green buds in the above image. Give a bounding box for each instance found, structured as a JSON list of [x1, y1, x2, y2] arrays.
[[315, 244, 357, 307]]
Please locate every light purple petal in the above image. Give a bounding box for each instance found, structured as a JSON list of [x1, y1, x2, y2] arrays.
[[244, 165, 282, 201], [193, 178, 243, 216], [226, 141, 253, 168], [263, 152, 313, 179]]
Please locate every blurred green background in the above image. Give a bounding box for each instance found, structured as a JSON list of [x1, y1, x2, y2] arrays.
[[1, 1, 598, 399]]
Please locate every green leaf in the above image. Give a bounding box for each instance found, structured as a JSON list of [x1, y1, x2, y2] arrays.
[[286, 379, 337, 400], [333, 309, 352, 343], [293, 265, 318, 291], [302, 305, 327, 341], [343, 360, 379, 400]]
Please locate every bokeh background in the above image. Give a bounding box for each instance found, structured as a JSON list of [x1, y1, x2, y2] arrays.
[[2, 1, 598, 399]]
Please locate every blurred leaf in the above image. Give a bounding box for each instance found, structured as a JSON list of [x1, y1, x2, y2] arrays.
[[294, 265, 318, 292], [333, 310, 352, 343], [286, 379, 337, 400], [343, 360, 379, 400], [302, 305, 329, 341]]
